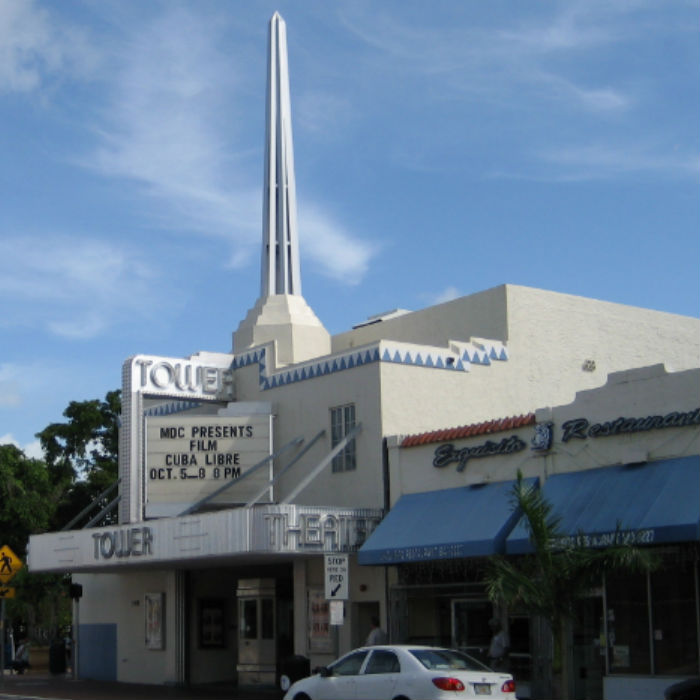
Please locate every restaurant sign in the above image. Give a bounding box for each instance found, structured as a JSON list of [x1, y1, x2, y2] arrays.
[[432, 436, 526, 472], [561, 408, 700, 443]]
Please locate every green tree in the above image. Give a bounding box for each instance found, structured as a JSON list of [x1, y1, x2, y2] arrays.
[[0, 444, 54, 555], [485, 471, 657, 700], [37, 390, 121, 529], [0, 444, 67, 644]]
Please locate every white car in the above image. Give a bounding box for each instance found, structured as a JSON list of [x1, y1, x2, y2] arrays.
[[282, 645, 516, 700]]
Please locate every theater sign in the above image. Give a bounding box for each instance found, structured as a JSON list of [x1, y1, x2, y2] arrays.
[[146, 415, 273, 514]]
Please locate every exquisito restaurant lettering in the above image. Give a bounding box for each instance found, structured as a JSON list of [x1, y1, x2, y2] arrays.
[[562, 408, 700, 442], [433, 436, 526, 472]]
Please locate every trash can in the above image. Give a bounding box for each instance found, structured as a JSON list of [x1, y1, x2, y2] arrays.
[[49, 639, 66, 674], [279, 655, 311, 691]]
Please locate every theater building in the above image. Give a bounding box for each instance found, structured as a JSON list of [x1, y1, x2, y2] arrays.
[[28, 13, 699, 696]]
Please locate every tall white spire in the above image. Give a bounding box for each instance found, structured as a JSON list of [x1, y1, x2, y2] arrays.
[[233, 13, 330, 365], [262, 12, 301, 297]]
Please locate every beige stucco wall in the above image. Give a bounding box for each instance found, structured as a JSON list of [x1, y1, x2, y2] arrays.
[[228, 285, 699, 510], [231, 347, 385, 510], [75, 570, 177, 684], [387, 364, 700, 504], [374, 285, 699, 438]]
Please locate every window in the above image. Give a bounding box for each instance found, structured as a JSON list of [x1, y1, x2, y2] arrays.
[[365, 650, 400, 674], [606, 572, 650, 673], [651, 565, 698, 675], [331, 403, 356, 472], [199, 599, 225, 648], [605, 559, 700, 676], [331, 650, 368, 676]]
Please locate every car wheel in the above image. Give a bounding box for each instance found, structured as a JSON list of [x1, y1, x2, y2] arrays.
[[293, 694, 312, 700], [392, 696, 411, 700]]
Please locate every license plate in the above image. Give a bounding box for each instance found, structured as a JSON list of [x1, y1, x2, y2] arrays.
[[474, 683, 492, 695]]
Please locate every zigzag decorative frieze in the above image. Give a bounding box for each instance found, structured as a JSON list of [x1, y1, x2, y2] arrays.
[[144, 400, 202, 417], [449, 339, 509, 365], [232, 338, 508, 392]]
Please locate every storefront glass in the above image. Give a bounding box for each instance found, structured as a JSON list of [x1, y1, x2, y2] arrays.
[[651, 564, 698, 675], [605, 553, 699, 676], [606, 571, 651, 673]]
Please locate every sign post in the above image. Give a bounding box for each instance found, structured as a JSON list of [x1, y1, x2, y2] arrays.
[[324, 554, 348, 601], [0, 545, 24, 685], [325, 551, 348, 654]]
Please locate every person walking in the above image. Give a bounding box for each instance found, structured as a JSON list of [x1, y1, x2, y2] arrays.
[[365, 616, 387, 646], [488, 618, 509, 671], [11, 639, 30, 674]]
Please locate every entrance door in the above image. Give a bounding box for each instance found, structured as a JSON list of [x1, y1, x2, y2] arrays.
[[451, 600, 491, 663], [237, 579, 276, 685], [572, 596, 604, 700]]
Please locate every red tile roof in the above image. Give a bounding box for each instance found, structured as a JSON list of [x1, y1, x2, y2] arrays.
[[401, 413, 536, 447]]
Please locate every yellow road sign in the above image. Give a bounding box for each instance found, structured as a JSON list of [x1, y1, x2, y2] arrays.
[[0, 586, 15, 599], [0, 545, 23, 584]]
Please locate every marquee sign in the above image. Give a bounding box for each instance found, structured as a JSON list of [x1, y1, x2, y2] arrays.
[[146, 414, 272, 514], [129, 354, 234, 400]]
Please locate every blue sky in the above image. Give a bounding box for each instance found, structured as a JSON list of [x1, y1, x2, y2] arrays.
[[1, 0, 698, 458]]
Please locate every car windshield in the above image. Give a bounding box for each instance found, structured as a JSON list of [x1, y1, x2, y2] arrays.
[[410, 648, 492, 672]]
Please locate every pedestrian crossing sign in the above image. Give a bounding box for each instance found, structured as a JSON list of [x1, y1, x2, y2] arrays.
[[0, 544, 23, 584]]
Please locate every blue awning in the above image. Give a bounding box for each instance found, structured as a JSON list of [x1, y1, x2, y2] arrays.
[[506, 456, 700, 554], [358, 478, 536, 565]]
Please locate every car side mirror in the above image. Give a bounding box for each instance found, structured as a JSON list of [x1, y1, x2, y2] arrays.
[[318, 666, 332, 678]]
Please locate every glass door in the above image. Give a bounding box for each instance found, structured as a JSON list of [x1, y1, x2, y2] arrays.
[[237, 579, 276, 685], [451, 599, 491, 664]]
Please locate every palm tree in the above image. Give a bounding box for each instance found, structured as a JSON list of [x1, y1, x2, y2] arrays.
[[485, 471, 657, 700]]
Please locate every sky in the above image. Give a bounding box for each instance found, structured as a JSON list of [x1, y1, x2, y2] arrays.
[[1, 0, 698, 459]]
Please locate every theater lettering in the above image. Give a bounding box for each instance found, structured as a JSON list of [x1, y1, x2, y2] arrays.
[[92, 527, 154, 560]]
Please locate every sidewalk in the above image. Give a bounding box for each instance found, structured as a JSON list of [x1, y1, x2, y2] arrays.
[[0, 670, 284, 700]]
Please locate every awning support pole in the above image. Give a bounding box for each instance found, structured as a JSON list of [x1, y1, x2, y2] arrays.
[[62, 479, 121, 531], [84, 495, 122, 529], [281, 423, 362, 504], [177, 435, 304, 516], [245, 430, 326, 508]]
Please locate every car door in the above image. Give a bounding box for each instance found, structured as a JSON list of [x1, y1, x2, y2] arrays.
[[355, 649, 401, 700], [318, 649, 368, 700]]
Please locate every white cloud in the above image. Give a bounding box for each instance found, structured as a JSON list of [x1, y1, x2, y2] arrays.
[[299, 204, 378, 285], [0, 234, 156, 338], [431, 286, 462, 305], [86, 7, 258, 242], [535, 143, 699, 181], [0, 363, 22, 406], [77, 5, 376, 285], [0, 433, 43, 460], [296, 91, 353, 136], [0, 0, 95, 94]]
